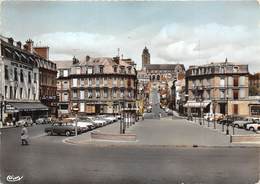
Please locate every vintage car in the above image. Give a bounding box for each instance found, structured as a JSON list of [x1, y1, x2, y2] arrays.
[[44, 121, 83, 136], [16, 116, 34, 127]]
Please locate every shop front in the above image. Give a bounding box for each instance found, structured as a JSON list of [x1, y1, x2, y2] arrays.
[[4, 102, 49, 123]]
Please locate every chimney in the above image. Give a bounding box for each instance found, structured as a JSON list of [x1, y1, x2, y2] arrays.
[[8, 37, 14, 45], [16, 41, 22, 48], [34, 46, 49, 60], [25, 39, 34, 53], [113, 56, 120, 65]]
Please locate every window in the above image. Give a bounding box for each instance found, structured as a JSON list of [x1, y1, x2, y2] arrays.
[[233, 104, 238, 115], [5, 86, 7, 98], [14, 68, 18, 81], [96, 78, 99, 86], [63, 81, 68, 90], [20, 88, 23, 99], [233, 90, 239, 100], [220, 77, 225, 87], [113, 78, 117, 86], [5, 66, 9, 80], [73, 90, 77, 98], [87, 67, 93, 74], [28, 71, 31, 83], [80, 103, 85, 112], [9, 86, 13, 99], [72, 78, 77, 87], [128, 90, 132, 98], [96, 90, 100, 98], [34, 73, 37, 83], [233, 76, 239, 87], [128, 67, 131, 74], [63, 93, 68, 101], [239, 76, 245, 86], [233, 66, 239, 73], [89, 78, 92, 86], [100, 66, 104, 73], [120, 89, 124, 98], [113, 89, 117, 98], [114, 66, 117, 73], [120, 66, 125, 73], [239, 89, 245, 99], [104, 78, 107, 86], [76, 67, 81, 74], [88, 89, 92, 98], [120, 80, 124, 87], [60, 104, 68, 110], [80, 79, 84, 87], [104, 89, 108, 98], [28, 88, 30, 99], [80, 90, 84, 99], [20, 69, 24, 82], [57, 70, 60, 78], [220, 90, 225, 99], [63, 70, 68, 77]]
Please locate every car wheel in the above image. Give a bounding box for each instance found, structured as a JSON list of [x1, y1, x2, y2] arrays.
[[65, 131, 71, 136], [249, 127, 255, 131], [235, 124, 239, 128], [47, 131, 52, 136]]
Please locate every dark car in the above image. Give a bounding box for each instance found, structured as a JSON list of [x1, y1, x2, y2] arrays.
[[44, 122, 82, 136]]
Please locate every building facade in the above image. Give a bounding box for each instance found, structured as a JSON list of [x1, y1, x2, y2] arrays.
[[0, 36, 56, 124], [185, 59, 250, 117], [56, 56, 138, 117], [249, 73, 260, 96]]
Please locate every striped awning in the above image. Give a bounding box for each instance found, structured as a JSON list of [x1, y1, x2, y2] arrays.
[[184, 101, 211, 108]]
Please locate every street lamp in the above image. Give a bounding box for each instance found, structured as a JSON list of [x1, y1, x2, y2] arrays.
[[172, 79, 177, 120], [0, 95, 4, 124]]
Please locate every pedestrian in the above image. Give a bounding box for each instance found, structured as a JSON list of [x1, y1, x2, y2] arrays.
[[21, 125, 29, 145]]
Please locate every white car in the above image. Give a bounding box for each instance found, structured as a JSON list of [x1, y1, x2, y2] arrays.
[[87, 117, 106, 127], [72, 120, 95, 132], [245, 122, 260, 131], [16, 116, 33, 127]]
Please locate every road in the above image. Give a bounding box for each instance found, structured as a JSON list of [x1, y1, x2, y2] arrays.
[[0, 122, 260, 184]]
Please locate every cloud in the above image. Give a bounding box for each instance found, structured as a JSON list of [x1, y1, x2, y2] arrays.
[[33, 23, 260, 73]]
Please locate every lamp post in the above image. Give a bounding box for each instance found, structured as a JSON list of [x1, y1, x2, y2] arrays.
[[0, 95, 4, 124], [172, 79, 177, 120]]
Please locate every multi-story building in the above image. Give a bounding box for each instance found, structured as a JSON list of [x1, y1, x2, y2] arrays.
[[249, 73, 260, 96], [56, 56, 137, 117], [0, 36, 56, 124], [185, 59, 250, 117]]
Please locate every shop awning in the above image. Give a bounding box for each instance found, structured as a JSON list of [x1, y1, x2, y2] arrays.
[[184, 101, 211, 108], [7, 102, 49, 112]]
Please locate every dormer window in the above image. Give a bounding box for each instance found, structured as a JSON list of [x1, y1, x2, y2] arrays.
[[99, 65, 104, 74], [233, 66, 239, 73], [128, 66, 132, 74], [87, 66, 93, 74], [120, 66, 125, 74], [113, 66, 117, 73]]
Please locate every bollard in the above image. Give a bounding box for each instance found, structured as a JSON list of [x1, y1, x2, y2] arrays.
[[232, 126, 235, 135], [226, 126, 229, 135], [222, 124, 224, 132]]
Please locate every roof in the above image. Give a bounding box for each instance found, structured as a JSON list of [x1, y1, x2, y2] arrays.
[[145, 64, 185, 71], [54, 60, 72, 69]]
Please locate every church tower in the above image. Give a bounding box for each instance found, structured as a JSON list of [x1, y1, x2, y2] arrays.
[[142, 46, 150, 68]]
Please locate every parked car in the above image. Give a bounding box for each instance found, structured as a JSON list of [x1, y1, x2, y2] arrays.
[[35, 117, 48, 124], [245, 122, 260, 131], [73, 119, 95, 132], [87, 116, 106, 127], [232, 120, 252, 128], [204, 113, 224, 121], [16, 116, 33, 127], [44, 122, 82, 136]]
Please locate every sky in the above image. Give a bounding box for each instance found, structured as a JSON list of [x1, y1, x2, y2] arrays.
[[1, 1, 260, 72]]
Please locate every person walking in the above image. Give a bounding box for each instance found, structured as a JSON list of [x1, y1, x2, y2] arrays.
[[21, 125, 29, 145]]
